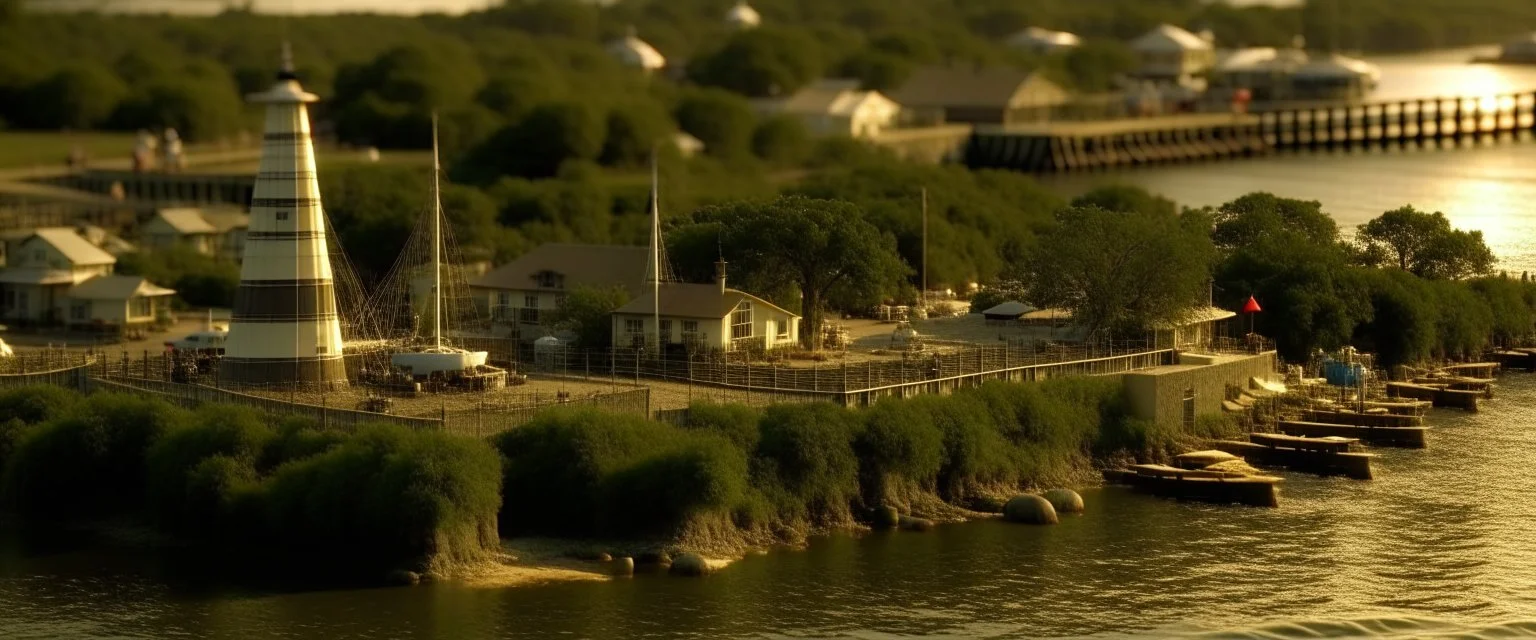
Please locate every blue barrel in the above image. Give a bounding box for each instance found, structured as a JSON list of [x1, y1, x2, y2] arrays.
[[1323, 360, 1363, 386]]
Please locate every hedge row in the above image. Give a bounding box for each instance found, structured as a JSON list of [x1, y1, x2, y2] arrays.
[[0, 387, 501, 576]]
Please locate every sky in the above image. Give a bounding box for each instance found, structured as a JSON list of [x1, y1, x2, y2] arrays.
[[26, 0, 1301, 16]]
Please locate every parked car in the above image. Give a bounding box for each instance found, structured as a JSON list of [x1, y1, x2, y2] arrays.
[[165, 327, 228, 354]]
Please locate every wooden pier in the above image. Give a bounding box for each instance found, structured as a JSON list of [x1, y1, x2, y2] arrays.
[[967, 91, 1536, 172], [1211, 434, 1374, 480], [1103, 464, 1280, 507], [1278, 420, 1428, 448], [1301, 408, 1423, 428], [1386, 381, 1482, 411]]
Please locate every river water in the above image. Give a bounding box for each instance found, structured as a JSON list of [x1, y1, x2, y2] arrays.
[[1044, 48, 1536, 274], [5, 376, 1536, 639]]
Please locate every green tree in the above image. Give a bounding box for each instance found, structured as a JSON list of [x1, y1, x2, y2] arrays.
[[456, 101, 606, 181], [599, 101, 673, 168], [1023, 205, 1215, 339], [547, 285, 632, 348], [677, 196, 909, 349], [751, 115, 811, 165], [674, 88, 757, 161], [22, 64, 128, 129], [687, 28, 824, 97], [1211, 192, 1339, 252], [1357, 206, 1495, 279]]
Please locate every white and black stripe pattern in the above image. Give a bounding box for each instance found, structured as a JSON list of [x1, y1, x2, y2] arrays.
[[222, 71, 348, 386]]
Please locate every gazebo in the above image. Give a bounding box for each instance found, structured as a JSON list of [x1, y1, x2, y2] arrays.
[[982, 301, 1034, 324]]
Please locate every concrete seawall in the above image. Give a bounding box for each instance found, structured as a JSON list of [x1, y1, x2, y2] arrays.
[[1122, 351, 1278, 429]]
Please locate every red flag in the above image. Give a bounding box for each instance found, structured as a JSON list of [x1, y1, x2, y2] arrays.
[[1242, 295, 1262, 314]]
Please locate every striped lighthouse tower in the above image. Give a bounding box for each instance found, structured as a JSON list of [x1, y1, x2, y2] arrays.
[[221, 46, 347, 387]]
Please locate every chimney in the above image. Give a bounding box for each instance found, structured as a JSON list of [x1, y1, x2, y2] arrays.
[[714, 259, 727, 294]]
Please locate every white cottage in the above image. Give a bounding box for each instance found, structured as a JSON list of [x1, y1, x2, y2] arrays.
[[767, 79, 902, 138], [725, 1, 760, 30], [143, 208, 218, 255], [612, 265, 800, 352], [0, 228, 175, 331], [607, 27, 666, 74], [1131, 24, 1216, 85], [1006, 27, 1081, 55]]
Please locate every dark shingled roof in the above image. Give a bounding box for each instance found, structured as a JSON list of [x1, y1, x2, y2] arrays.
[[615, 283, 800, 319], [470, 244, 649, 295], [889, 66, 1067, 109]]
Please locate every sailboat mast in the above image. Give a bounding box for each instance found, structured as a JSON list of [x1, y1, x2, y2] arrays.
[[650, 146, 661, 350], [431, 113, 442, 350], [921, 186, 928, 310]]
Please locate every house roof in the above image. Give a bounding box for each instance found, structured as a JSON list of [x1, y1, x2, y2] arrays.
[[981, 301, 1035, 318], [68, 275, 176, 300], [890, 66, 1067, 109], [615, 283, 800, 320], [608, 29, 666, 70], [780, 79, 899, 117], [153, 208, 218, 235], [199, 209, 251, 233], [28, 228, 116, 266], [1007, 27, 1081, 50], [470, 244, 650, 295], [725, 1, 760, 27], [1294, 53, 1380, 81], [75, 225, 138, 256], [1132, 24, 1213, 53], [1155, 305, 1238, 329]]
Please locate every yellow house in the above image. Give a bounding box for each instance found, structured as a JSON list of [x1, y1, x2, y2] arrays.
[[0, 228, 116, 325], [64, 275, 176, 331]]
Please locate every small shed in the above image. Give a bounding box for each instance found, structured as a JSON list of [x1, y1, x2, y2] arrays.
[[981, 301, 1034, 323]]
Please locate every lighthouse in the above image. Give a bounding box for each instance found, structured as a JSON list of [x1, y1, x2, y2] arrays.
[[221, 46, 348, 387]]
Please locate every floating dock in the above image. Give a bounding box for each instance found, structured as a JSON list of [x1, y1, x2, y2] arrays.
[[1412, 375, 1495, 398], [1211, 434, 1374, 480], [1440, 362, 1500, 378], [1278, 420, 1428, 448], [1301, 408, 1423, 427], [1360, 400, 1431, 417], [1386, 381, 1481, 411], [1102, 464, 1280, 508], [1490, 350, 1536, 372]]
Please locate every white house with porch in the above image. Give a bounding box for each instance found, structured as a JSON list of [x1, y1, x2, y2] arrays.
[[469, 243, 648, 338], [0, 227, 175, 331], [611, 265, 800, 352]]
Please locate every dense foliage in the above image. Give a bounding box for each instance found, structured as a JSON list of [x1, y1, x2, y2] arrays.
[[492, 376, 1168, 539], [0, 390, 501, 576]]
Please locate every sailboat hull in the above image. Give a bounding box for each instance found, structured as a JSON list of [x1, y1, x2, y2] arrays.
[[390, 350, 489, 377]]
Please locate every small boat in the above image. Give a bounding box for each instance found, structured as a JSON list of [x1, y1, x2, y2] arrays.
[[1210, 434, 1374, 480], [1278, 419, 1428, 448], [1102, 464, 1280, 507]]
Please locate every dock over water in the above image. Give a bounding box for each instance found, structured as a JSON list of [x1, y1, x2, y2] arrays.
[[966, 91, 1536, 172]]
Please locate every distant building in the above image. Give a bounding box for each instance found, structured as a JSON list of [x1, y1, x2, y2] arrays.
[[470, 244, 648, 335], [1154, 306, 1237, 350], [1209, 47, 1379, 102], [75, 225, 137, 257], [611, 264, 800, 352], [1130, 24, 1216, 86], [1498, 33, 1536, 63], [889, 66, 1069, 126], [607, 27, 666, 74], [673, 131, 706, 158], [0, 227, 174, 330], [141, 207, 250, 261], [757, 78, 902, 138], [724, 0, 760, 30], [1006, 27, 1081, 55]]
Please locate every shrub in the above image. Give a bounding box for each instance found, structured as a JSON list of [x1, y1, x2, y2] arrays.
[[256, 417, 347, 473], [145, 405, 274, 532], [601, 434, 749, 536], [2, 393, 189, 519], [912, 393, 1012, 500], [684, 401, 761, 450], [857, 399, 944, 494], [265, 425, 502, 572], [755, 403, 860, 521], [0, 386, 77, 425], [493, 408, 670, 535]]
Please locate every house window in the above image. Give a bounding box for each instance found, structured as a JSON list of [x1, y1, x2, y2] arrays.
[[555, 293, 566, 308], [17, 291, 28, 313], [130, 296, 152, 318], [731, 301, 753, 340], [276, 211, 290, 221], [625, 318, 643, 334], [682, 320, 698, 337], [535, 271, 563, 289], [519, 294, 540, 324], [777, 319, 790, 339], [497, 292, 510, 306], [1, 289, 12, 310], [660, 319, 672, 343], [71, 302, 89, 321]]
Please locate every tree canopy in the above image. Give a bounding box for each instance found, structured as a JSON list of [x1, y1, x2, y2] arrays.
[[670, 196, 909, 350], [1357, 206, 1496, 280]]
